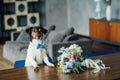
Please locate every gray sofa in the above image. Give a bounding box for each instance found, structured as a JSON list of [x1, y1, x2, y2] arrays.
[[3, 26, 93, 63]]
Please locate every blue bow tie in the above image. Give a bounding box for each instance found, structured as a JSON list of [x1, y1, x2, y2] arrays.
[[36, 43, 47, 49]]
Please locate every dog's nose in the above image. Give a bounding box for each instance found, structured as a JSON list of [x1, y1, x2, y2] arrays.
[[38, 34, 42, 39], [38, 35, 41, 39]]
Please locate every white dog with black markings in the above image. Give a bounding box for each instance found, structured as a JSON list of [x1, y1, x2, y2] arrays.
[[25, 26, 54, 71]]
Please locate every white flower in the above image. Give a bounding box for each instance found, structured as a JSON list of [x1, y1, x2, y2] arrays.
[[58, 46, 65, 53], [69, 44, 78, 49]]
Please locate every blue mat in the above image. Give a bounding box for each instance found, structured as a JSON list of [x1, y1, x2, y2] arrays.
[[86, 50, 118, 58], [14, 60, 25, 68], [14, 56, 53, 68]]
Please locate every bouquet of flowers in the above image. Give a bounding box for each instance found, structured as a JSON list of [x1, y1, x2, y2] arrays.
[[57, 44, 110, 74], [57, 44, 86, 73]]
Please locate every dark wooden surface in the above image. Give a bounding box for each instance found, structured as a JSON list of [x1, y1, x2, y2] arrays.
[[0, 53, 120, 80]]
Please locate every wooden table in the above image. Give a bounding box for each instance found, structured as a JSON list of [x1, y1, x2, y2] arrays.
[[1, 53, 120, 80]]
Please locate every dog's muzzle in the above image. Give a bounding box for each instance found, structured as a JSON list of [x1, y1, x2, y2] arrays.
[[37, 33, 43, 39]]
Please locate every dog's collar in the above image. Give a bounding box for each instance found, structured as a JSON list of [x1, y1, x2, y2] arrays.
[[36, 43, 47, 49], [30, 42, 47, 49], [30, 39, 47, 49]]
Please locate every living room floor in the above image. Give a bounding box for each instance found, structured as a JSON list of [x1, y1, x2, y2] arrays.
[[0, 41, 120, 70]]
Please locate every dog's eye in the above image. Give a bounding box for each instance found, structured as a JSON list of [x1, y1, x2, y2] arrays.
[[39, 28, 42, 32], [38, 29, 43, 33]]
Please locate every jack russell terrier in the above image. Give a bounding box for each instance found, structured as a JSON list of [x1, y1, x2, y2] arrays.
[[25, 26, 54, 70]]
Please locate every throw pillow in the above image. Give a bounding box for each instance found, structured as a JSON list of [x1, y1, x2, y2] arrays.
[[60, 27, 74, 36], [44, 25, 56, 40], [46, 31, 66, 43], [63, 34, 80, 42], [44, 25, 56, 31], [46, 27, 74, 43], [16, 30, 30, 43]]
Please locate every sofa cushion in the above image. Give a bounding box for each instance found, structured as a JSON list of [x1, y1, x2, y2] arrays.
[[3, 42, 28, 63], [44, 25, 56, 31], [63, 34, 81, 42], [46, 27, 74, 43], [5, 41, 28, 52], [44, 25, 56, 40], [16, 30, 30, 43], [47, 31, 66, 43], [60, 27, 74, 36]]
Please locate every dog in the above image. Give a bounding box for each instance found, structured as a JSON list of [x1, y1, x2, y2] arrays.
[[25, 26, 54, 70]]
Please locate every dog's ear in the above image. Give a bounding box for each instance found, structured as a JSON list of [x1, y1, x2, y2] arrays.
[[25, 27, 33, 41], [25, 27, 32, 34], [40, 27, 48, 34]]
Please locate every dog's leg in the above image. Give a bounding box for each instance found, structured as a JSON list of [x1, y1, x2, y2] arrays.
[[29, 55, 40, 71], [32, 60, 38, 68], [32, 59, 40, 71], [44, 56, 54, 67]]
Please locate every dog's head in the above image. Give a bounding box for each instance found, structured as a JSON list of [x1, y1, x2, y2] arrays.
[[26, 26, 47, 41]]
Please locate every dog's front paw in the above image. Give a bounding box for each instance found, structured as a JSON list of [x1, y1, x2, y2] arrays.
[[34, 66, 39, 72], [48, 63, 54, 67]]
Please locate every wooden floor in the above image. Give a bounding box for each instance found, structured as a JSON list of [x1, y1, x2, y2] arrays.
[[0, 41, 119, 70], [0, 44, 13, 70]]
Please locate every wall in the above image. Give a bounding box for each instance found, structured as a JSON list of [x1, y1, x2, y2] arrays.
[[69, 0, 95, 35], [45, 0, 120, 36], [46, 0, 68, 30], [112, 0, 120, 19]]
